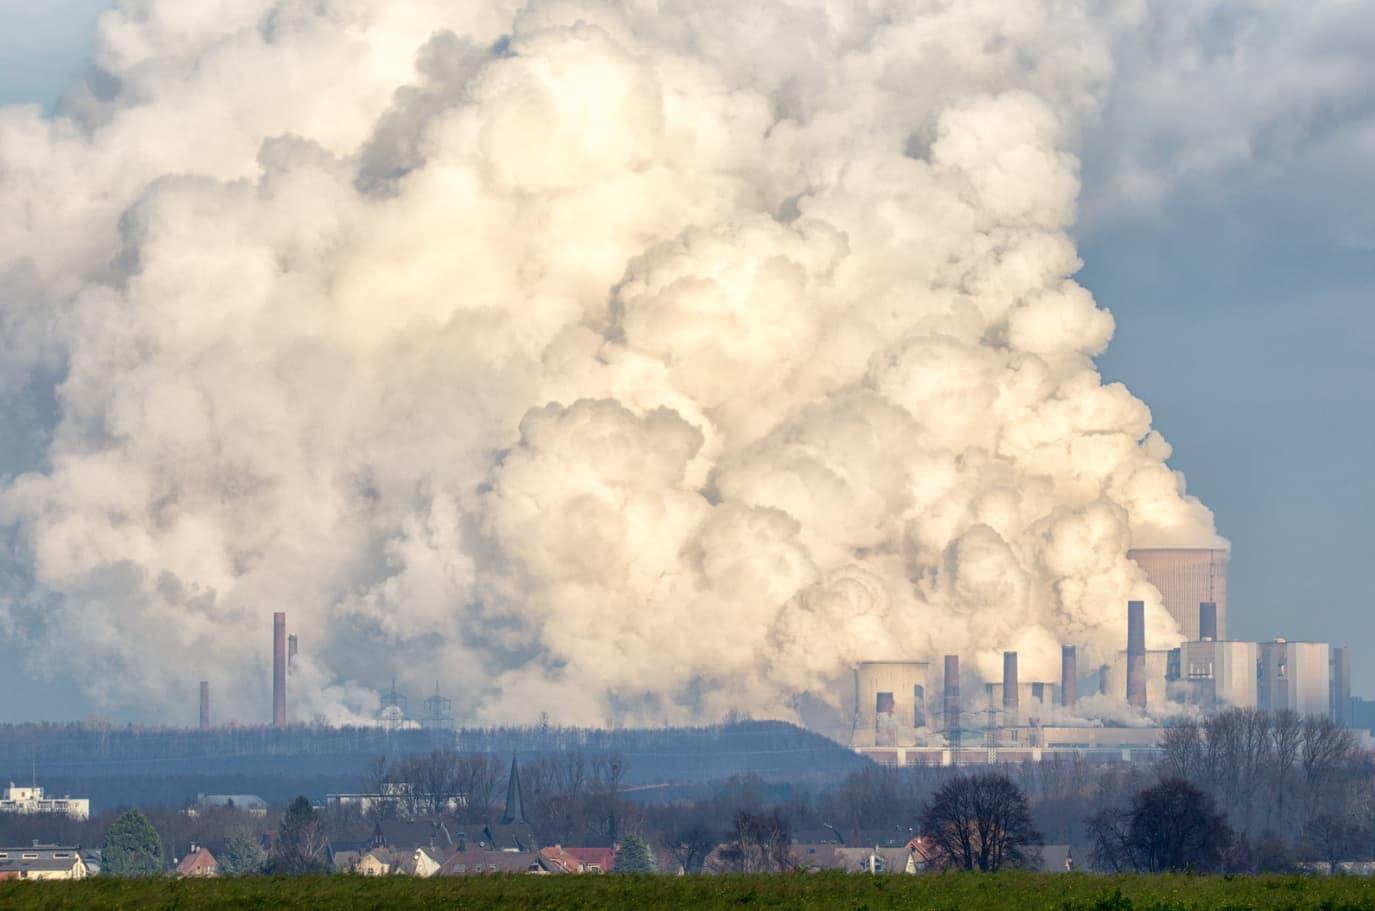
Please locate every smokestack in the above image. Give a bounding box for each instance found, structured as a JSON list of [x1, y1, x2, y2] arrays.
[[199, 681, 209, 730], [1199, 601, 1218, 641], [1002, 651, 1019, 711], [288, 633, 299, 674], [943, 655, 960, 747], [1127, 600, 1146, 710], [273, 612, 287, 727], [1060, 645, 1077, 708]]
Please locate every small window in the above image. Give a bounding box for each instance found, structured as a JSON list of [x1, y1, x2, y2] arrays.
[[488, 864, 497, 872]]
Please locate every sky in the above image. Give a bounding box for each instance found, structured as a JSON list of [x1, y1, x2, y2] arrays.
[[0, 1, 1372, 723]]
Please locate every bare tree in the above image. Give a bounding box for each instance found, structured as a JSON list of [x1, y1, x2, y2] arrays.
[[714, 810, 793, 873], [1159, 718, 1204, 782], [1089, 778, 1232, 873], [920, 772, 1040, 872], [451, 753, 504, 822], [1303, 811, 1366, 875], [1265, 710, 1303, 830], [1302, 716, 1358, 820]]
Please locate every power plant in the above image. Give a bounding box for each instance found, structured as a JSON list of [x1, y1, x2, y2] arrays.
[[849, 548, 1357, 766]]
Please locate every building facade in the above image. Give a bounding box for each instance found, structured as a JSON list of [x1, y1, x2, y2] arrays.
[[0, 785, 89, 820]]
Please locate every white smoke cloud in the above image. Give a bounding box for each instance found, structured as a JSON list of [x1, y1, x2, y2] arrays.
[[0, 0, 1233, 728]]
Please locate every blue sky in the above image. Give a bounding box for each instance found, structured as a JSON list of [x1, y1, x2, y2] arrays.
[[0, 2, 1372, 721]]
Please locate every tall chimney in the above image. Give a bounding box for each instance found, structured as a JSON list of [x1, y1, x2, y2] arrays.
[[1060, 645, 1078, 708], [273, 612, 287, 727], [1127, 600, 1147, 710], [288, 634, 299, 674], [943, 655, 960, 747], [1003, 651, 1019, 711], [199, 681, 209, 730], [1199, 602, 1218, 641]]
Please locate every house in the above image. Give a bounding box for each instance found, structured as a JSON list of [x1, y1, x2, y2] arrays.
[[412, 845, 452, 878], [435, 849, 544, 875], [562, 846, 615, 874], [80, 849, 102, 876], [353, 848, 400, 876], [327, 840, 370, 874], [0, 844, 88, 880], [174, 844, 220, 877], [791, 836, 934, 874]]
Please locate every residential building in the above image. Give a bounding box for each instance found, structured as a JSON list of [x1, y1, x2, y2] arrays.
[[0, 784, 90, 820], [174, 844, 220, 877], [0, 844, 88, 880]]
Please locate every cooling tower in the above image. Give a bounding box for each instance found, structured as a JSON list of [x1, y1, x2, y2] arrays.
[[273, 612, 287, 727], [1126, 600, 1147, 710], [199, 681, 209, 730], [1127, 548, 1228, 642], [943, 655, 960, 747], [1199, 602, 1218, 641], [852, 661, 929, 748], [1061, 645, 1077, 708], [1002, 651, 1019, 713]]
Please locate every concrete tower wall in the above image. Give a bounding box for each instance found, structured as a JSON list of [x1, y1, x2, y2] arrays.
[[1127, 548, 1229, 642], [853, 661, 929, 748]]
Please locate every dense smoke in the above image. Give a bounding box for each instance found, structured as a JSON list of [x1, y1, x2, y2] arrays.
[[0, 0, 1231, 727]]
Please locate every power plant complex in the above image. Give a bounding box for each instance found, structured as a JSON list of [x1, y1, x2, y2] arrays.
[[197, 548, 1356, 770], [850, 547, 1356, 766]]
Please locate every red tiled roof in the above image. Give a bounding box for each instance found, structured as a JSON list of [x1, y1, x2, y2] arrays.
[[174, 847, 219, 877], [562, 847, 615, 872]]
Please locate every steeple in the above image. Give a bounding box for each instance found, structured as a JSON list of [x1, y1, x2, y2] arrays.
[[500, 752, 527, 825]]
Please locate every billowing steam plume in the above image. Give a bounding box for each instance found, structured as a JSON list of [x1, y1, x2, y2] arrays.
[[0, 1, 1226, 727]]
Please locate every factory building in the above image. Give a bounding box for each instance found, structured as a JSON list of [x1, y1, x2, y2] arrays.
[[852, 661, 929, 748], [1176, 639, 1259, 711], [1127, 547, 1228, 642], [1332, 647, 1352, 728]]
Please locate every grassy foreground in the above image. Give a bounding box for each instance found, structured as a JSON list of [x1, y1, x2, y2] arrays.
[[2, 872, 1374, 911]]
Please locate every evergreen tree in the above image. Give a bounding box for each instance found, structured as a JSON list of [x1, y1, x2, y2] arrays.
[[269, 796, 329, 874], [614, 833, 660, 874], [101, 809, 164, 876], [220, 830, 267, 876]]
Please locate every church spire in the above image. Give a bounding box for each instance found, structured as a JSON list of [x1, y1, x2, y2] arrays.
[[500, 752, 527, 825]]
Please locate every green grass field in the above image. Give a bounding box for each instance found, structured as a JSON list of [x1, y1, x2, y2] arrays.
[[2, 873, 1374, 911]]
